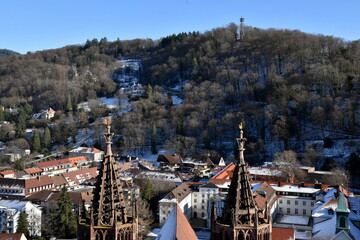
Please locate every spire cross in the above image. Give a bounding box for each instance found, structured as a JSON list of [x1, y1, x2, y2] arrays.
[[236, 123, 247, 165]]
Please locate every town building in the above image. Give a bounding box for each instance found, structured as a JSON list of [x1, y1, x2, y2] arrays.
[[159, 183, 192, 225], [0, 200, 41, 236], [41, 107, 55, 120], [36, 158, 77, 175], [77, 121, 138, 239], [68, 147, 103, 162]]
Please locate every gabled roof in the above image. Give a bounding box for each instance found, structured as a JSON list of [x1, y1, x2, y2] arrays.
[[0, 170, 15, 177], [24, 189, 53, 201], [24, 167, 42, 175], [182, 155, 214, 165], [51, 175, 68, 187], [199, 182, 218, 189], [37, 159, 75, 169], [25, 175, 53, 195], [167, 183, 191, 202], [157, 154, 182, 164], [62, 167, 98, 185], [0, 233, 27, 240], [157, 205, 198, 240], [66, 156, 87, 165]]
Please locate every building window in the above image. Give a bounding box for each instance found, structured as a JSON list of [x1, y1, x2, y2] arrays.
[[303, 209, 306, 215], [303, 201, 306, 206], [201, 206, 204, 209], [311, 201, 314, 206], [279, 208, 283, 213], [287, 208, 290, 214], [279, 199, 283, 204], [295, 200, 298, 205], [194, 199, 197, 203], [287, 200, 290, 205], [295, 209, 298, 214], [202, 199, 205, 203], [194, 205, 197, 209], [339, 216, 346, 228]]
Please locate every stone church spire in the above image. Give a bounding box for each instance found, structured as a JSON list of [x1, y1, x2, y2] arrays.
[[78, 118, 138, 240], [221, 123, 259, 228], [211, 124, 272, 240]]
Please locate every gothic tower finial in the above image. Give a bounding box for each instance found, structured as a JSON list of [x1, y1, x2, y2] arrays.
[[103, 117, 114, 156], [236, 122, 247, 165]]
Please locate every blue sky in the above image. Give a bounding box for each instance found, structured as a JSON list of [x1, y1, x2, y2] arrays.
[[1, 0, 359, 54]]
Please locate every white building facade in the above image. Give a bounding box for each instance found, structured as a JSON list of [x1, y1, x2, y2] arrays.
[[0, 200, 41, 237]]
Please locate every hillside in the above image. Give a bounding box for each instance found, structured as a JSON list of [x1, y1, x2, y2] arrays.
[[1, 24, 360, 173], [0, 49, 19, 58]]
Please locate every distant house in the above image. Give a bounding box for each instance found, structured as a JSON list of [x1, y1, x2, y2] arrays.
[[157, 154, 182, 171], [41, 107, 55, 120], [68, 147, 103, 162]]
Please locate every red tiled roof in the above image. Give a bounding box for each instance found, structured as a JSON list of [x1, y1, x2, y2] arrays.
[[51, 175, 68, 187], [25, 175, 53, 195], [116, 162, 135, 172], [0, 233, 26, 240], [37, 159, 75, 169], [66, 156, 87, 165], [92, 147, 101, 153], [0, 170, 15, 176], [24, 189, 53, 201], [24, 167, 42, 175], [62, 167, 98, 185], [272, 228, 295, 240], [157, 154, 182, 164], [48, 107, 55, 113], [175, 205, 198, 240], [253, 192, 267, 210]]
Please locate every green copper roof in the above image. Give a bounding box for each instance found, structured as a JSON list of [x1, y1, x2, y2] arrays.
[[336, 191, 350, 213]]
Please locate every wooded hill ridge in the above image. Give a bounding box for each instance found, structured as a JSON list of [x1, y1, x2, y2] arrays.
[[1, 23, 360, 168]]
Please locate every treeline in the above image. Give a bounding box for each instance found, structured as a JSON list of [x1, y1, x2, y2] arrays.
[[115, 24, 360, 166]]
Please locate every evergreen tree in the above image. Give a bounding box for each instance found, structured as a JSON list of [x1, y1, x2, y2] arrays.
[[0, 106, 4, 121], [43, 127, 52, 149], [14, 158, 25, 171], [151, 125, 157, 154], [141, 179, 155, 202], [32, 130, 41, 152], [66, 94, 73, 112], [16, 211, 29, 237], [56, 187, 77, 238]]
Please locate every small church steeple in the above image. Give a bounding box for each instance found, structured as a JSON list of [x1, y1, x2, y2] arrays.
[[336, 190, 350, 234]]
